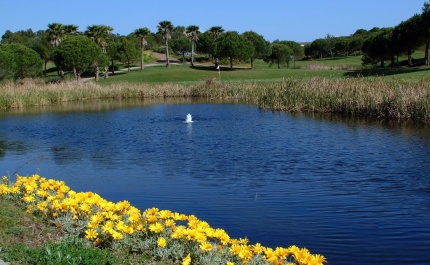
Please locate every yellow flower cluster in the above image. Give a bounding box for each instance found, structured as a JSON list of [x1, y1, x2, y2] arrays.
[[0, 174, 326, 265]]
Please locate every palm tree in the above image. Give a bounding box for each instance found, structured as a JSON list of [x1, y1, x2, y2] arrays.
[[85, 25, 114, 53], [133, 27, 151, 70], [157, 20, 174, 67], [85, 25, 114, 79], [185, 25, 200, 67], [47, 23, 65, 48], [209, 26, 224, 68], [63, 24, 79, 36]]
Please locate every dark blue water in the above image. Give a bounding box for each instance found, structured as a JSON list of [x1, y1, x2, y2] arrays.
[[0, 99, 429, 265]]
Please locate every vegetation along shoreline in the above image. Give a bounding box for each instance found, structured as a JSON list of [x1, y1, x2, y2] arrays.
[[0, 76, 429, 122]]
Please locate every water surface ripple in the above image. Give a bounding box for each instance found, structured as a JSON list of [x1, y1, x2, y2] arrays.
[[0, 100, 429, 265]]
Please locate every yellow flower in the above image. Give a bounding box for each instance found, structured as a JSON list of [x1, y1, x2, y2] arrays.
[[165, 219, 175, 227], [195, 232, 207, 243], [145, 207, 159, 215], [146, 214, 158, 223], [230, 244, 241, 255], [292, 247, 312, 264], [37, 201, 47, 212], [199, 241, 213, 252], [171, 225, 186, 239], [90, 213, 104, 224], [23, 195, 35, 203], [85, 229, 98, 240], [157, 237, 167, 248], [149, 222, 164, 233], [182, 253, 191, 265], [238, 237, 249, 245], [310, 254, 327, 265], [128, 212, 141, 223], [173, 212, 188, 221], [111, 230, 123, 240], [227, 262, 234, 265], [158, 209, 172, 219], [253, 243, 264, 254], [87, 221, 98, 229]]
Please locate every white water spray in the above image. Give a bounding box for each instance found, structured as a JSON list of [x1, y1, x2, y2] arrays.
[[185, 113, 193, 123]]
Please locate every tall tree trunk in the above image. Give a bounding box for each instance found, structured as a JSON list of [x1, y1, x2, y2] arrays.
[[251, 58, 254, 69], [76, 69, 81, 82], [104, 66, 108, 79], [230, 57, 233, 70], [165, 39, 170, 67], [141, 45, 144, 70], [111, 59, 115, 75], [95, 67, 99, 81], [380, 58, 385, 68], [191, 41, 195, 67], [408, 48, 412, 66], [425, 41, 429, 66]]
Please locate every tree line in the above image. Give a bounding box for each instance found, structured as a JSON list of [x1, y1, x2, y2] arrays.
[[1, 2, 429, 81], [0, 21, 306, 82], [305, 2, 430, 68]]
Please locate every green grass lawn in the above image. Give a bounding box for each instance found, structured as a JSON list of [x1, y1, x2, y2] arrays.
[[43, 50, 430, 84], [97, 64, 350, 84], [97, 61, 430, 85]]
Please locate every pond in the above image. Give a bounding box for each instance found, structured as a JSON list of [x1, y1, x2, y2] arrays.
[[0, 98, 429, 265]]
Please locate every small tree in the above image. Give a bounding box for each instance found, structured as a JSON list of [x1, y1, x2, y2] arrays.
[[264, 43, 293, 69], [118, 37, 139, 73], [215, 31, 254, 70], [54, 36, 102, 82], [275, 40, 304, 68], [32, 30, 54, 75], [362, 28, 394, 68], [106, 35, 122, 75], [325, 34, 335, 58], [209, 26, 224, 67], [0, 49, 16, 80], [242, 31, 271, 69], [1, 43, 43, 79], [334, 37, 351, 57], [308, 38, 326, 59], [92, 52, 110, 81], [171, 36, 191, 62]]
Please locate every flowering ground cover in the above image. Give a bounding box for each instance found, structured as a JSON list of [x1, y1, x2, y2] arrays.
[[0, 174, 326, 265]]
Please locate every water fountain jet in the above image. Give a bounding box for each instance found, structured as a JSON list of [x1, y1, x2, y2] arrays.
[[185, 113, 193, 123]]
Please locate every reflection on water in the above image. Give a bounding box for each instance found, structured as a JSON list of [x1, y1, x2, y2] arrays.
[[0, 99, 429, 265]]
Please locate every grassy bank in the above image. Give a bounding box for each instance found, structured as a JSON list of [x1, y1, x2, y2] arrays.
[[1, 77, 429, 121], [0, 174, 326, 265]]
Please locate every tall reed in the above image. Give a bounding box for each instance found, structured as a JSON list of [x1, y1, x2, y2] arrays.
[[1, 77, 429, 121]]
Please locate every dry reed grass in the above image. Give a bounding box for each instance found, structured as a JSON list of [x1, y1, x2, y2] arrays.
[[302, 63, 361, 70], [1, 77, 429, 121]]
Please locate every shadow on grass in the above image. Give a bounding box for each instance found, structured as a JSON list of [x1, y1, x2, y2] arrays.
[[319, 57, 352, 62], [191, 65, 252, 71], [343, 66, 430, 77]]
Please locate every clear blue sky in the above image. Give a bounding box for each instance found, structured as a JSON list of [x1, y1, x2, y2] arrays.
[[0, 0, 426, 42]]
